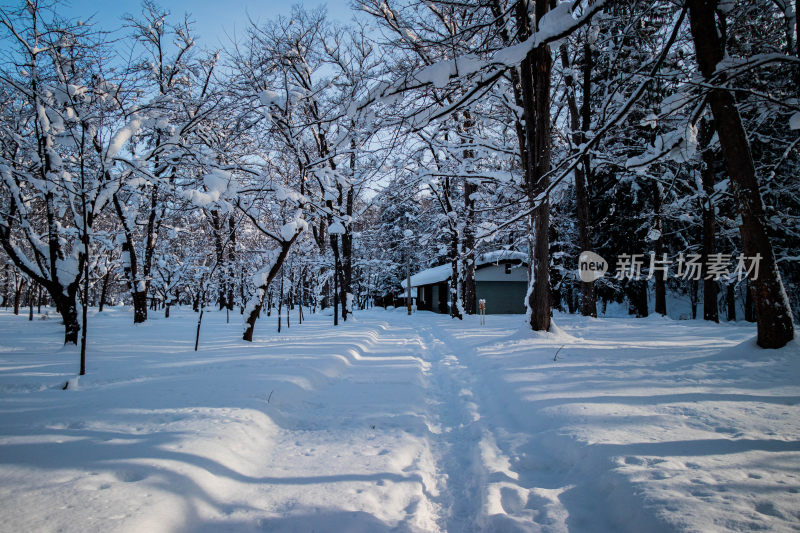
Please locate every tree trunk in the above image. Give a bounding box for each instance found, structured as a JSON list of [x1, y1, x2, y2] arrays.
[[132, 291, 148, 323], [227, 217, 236, 310], [529, 39, 552, 332], [62, 304, 80, 344], [99, 271, 110, 312], [654, 266, 667, 316], [243, 238, 297, 342], [575, 167, 595, 317], [142, 184, 161, 317], [581, 39, 597, 317], [55, 288, 80, 345], [627, 280, 649, 318], [131, 285, 147, 321], [698, 118, 719, 322], [745, 280, 756, 322], [240, 267, 246, 314], [796, 0, 800, 88], [652, 184, 667, 316], [517, 0, 552, 332], [277, 271, 283, 333], [298, 270, 305, 324], [0, 224, 83, 344], [727, 282, 736, 321], [342, 228, 353, 319], [566, 280, 576, 313], [639, 280, 649, 318], [331, 233, 342, 325], [449, 232, 462, 319], [463, 179, 477, 315], [211, 209, 227, 310], [28, 284, 34, 321], [343, 143, 356, 319], [559, 43, 596, 317], [114, 194, 148, 324], [688, 0, 794, 348], [13, 275, 25, 315], [2, 263, 8, 308], [461, 111, 477, 315]]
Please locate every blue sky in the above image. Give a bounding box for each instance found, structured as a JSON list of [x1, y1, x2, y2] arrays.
[[57, 0, 359, 49]]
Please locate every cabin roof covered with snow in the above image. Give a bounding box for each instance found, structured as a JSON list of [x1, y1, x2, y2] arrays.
[[400, 250, 526, 290]]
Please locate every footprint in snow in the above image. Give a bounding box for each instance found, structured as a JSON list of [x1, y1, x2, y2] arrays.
[[755, 501, 785, 519], [114, 470, 147, 483]]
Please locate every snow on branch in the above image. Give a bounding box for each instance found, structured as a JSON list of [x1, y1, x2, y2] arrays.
[[181, 169, 239, 209], [478, 6, 688, 242], [105, 115, 144, 164], [348, 1, 606, 125], [626, 124, 699, 169]]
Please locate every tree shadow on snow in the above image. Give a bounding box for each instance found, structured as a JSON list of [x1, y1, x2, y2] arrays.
[[188, 508, 406, 533]]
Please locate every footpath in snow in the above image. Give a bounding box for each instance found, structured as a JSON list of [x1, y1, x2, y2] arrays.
[[0, 307, 798, 532]]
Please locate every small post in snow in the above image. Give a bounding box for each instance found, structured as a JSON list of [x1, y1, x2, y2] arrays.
[[194, 287, 206, 351], [195, 307, 204, 351], [479, 298, 486, 325]]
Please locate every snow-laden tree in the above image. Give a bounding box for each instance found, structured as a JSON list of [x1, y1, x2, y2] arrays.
[[0, 3, 128, 343], [109, 1, 221, 324]]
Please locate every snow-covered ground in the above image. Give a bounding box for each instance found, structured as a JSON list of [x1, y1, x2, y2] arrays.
[[0, 307, 798, 532]]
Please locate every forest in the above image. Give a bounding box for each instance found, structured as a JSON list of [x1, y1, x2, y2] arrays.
[[1, 0, 798, 361], [2, 1, 800, 531]]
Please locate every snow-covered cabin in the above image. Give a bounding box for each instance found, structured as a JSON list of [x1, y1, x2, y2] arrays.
[[400, 251, 528, 314]]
